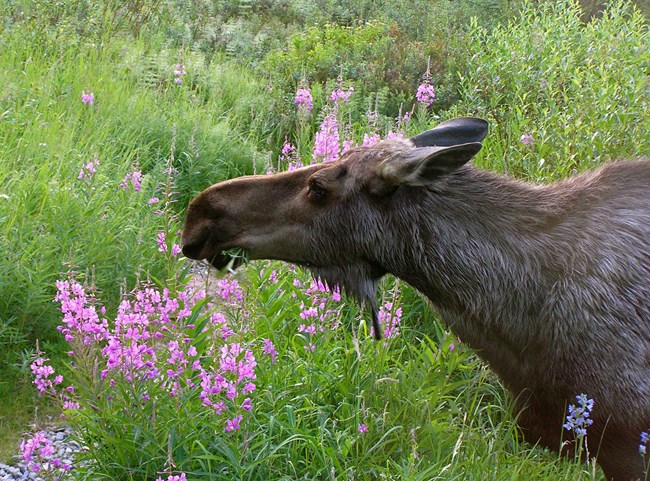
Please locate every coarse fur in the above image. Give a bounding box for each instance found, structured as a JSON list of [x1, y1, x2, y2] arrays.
[[181, 118, 650, 480]]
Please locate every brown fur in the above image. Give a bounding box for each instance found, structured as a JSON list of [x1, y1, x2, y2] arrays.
[[182, 118, 650, 480]]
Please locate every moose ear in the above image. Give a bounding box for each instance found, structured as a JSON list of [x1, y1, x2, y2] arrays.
[[377, 143, 482, 186], [410, 117, 489, 147]]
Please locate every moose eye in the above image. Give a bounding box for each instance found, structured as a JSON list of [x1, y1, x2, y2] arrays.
[[307, 180, 328, 201]]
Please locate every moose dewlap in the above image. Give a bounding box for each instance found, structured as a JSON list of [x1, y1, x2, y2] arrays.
[[181, 117, 650, 481]]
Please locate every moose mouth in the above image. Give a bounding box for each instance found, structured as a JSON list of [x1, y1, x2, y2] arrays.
[[205, 248, 249, 271]]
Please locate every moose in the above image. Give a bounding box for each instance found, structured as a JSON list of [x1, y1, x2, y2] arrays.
[[181, 117, 650, 480]]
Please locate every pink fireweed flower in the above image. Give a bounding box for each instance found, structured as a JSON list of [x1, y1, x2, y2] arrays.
[[55, 279, 109, 344], [198, 343, 257, 424], [225, 414, 243, 432], [341, 139, 356, 155], [78, 158, 100, 180], [281, 142, 295, 157], [385, 131, 405, 142], [20, 431, 67, 474], [211, 311, 234, 340], [81, 90, 94, 106], [416, 82, 436, 107], [294, 87, 313, 112], [296, 279, 343, 349], [119, 170, 142, 192], [329, 86, 354, 103], [30, 357, 63, 395], [279, 141, 303, 170], [157, 231, 181, 256], [216, 278, 243, 303], [375, 301, 402, 340], [148, 197, 160, 205], [262, 338, 277, 364], [362, 133, 381, 147], [157, 474, 187, 481], [63, 400, 81, 410], [521, 133, 534, 147], [157, 231, 167, 252], [174, 64, 186, 84], [313, 113, 340, 162]]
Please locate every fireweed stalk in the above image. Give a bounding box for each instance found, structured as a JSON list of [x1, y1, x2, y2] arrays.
[[153, 124, 183, 283], [297, 278, 344, 352]]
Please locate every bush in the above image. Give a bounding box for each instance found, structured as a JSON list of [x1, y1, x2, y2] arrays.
[[456, 0, 649, 178]]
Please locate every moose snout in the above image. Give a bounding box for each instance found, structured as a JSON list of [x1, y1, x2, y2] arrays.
[[181, 228, 209, 260]]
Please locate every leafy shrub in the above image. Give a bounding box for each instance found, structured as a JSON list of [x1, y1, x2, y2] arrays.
[[456, 0, 649, 178]]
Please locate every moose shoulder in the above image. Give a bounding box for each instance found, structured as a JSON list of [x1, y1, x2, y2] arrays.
[[181, 117, 650, 481]]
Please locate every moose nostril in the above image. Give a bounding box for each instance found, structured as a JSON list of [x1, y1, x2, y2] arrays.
[[181, 243, 198, 259], [181, 240, 206, 260], [181, 229, 209, 260]]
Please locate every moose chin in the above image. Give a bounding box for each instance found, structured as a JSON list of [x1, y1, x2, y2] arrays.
[[182, 117, 650, 481]]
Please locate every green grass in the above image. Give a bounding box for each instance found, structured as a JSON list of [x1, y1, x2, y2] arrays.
[[0, 0, 647, 478]]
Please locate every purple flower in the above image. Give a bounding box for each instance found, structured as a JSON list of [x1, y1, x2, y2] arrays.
[[55, 280, 109, 345], [639, 429, 650, 455], [563, 394, 594, 438], [81, 90, 94, 106], [294, 87, 313, 112], [157, 474, 187, 481], [20, 431, 68, 474], [341, 139, 356, 155], [262, 338, 277, 364], [174, 64, 186, 84], [280, 142, 303, 171], [78, 158, 100, 180], [119, 171, 142, 192], [329, 86, 354, 103], [157, 231, 167, 253], [30, 357, 64, 395], [225, 414, 243, 432], [385, 131, 405, 142], [416, 82, 436, 107], [358, 423, 368, 433], [375, 300, 402, 341], [313, 113, 340, 162], [216, 278, 243, 303], [521, 133, 534, 147], [362, 133, 381, 147]]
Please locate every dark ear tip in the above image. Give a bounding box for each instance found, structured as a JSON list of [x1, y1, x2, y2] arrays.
[[452, 117, 489, 138], [409, 117, 489, 148]]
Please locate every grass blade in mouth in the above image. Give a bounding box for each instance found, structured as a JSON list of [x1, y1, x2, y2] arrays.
[[223, 248, 250, 273]]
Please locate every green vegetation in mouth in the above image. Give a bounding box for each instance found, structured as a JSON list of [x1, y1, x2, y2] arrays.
[[223, 248, 250, 273]]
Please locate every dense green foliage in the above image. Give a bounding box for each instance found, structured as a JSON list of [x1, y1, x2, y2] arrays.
[[0, 0, 647, 478]]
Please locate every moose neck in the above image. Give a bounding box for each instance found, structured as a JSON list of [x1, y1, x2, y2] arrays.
[[383, 165, 567, 380]]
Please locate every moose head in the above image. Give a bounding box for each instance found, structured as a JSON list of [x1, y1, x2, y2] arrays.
[[181, 117, 488, 338]]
